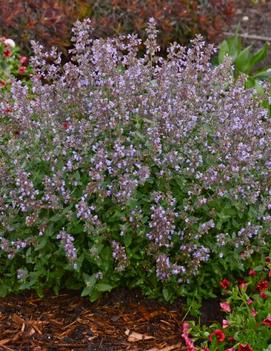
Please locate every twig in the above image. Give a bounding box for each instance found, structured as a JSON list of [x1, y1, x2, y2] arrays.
[[223, 32, 271, 42]]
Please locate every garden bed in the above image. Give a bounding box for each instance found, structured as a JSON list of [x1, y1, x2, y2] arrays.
[[1, 1, 271, 350]]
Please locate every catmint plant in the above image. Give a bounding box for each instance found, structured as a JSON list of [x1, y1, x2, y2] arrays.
[[0, 19, 271, 302]]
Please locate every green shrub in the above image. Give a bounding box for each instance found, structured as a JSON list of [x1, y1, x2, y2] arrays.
[[0, 20, 270, 303]]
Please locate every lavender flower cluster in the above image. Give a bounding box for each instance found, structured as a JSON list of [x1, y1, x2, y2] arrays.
[[0, 19, 271, 297], [56, 229, 77, 268]]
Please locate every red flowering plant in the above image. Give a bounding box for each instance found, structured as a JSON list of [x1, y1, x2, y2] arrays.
[[0, 36, 31, 92], [186, 256, 271, 351]]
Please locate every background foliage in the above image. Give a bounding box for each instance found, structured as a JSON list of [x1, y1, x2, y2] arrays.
[[0, 0, 235, 55]]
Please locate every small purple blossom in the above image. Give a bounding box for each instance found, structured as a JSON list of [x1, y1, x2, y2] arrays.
[[146, 204, 176, 247], [57, 229, 77, 267], [112, 240, 128, 272]]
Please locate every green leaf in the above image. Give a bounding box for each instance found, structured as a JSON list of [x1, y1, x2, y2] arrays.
[[89, 290, 102, 302], [124, 233, 132, 247], [162, 287, 171, 302], [95, 282, 113, 292], [218, 40, 229, 64], [227, 35, 242, 59], [254, 265, 263, 272], [235, 46, 253, 74], [35, 237, 48, 251], [83, 273, 96, 287], [100, 246, 112, 272], [252, 68, 271, 80], [245, 77, 256, 89], [53, 285, 60, 295], [250, 43, 269, 68], [81, 285, 93, 297], [0, 284, 9, 297], [81, 273, 97, 296]]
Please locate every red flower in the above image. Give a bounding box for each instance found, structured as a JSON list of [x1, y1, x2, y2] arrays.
[[220, 278, 230, 289], [182, 322, 196, 351], [238, 344, 254, 351], [260, 292, 268, 299], [251, 308, 257, 317], [18, 66, 26, 75], [257, 280, 268, 292], [222, 319, 230, 328], [248, 269, 256, 277], [19, 56, 28, 65], [209, 329, 225, 342], [220, 302, 231, 313], [3, 49, 12, 57], [4, 107, 12, 113], [63, 121, 69, 130], [237, 278, 246, 285], [228, 336, 235, 343], [0, 80, 6, 88], [14, 129, 20, 137], [262, 316, 271, 327], [247, 298, 253, 305], [225, 348, 235, 351], [239, 282, 248, 290]]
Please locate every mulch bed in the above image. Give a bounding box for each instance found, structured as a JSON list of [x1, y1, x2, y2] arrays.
[[0, 288, 222, 351], [1, 1, 270, 350]]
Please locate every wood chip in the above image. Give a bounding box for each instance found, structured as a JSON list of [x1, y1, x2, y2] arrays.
[[125, 329, 155, 342], [146, 344, 181, 351], [0, 339, 11, 346], [11, 314, 24, 326]]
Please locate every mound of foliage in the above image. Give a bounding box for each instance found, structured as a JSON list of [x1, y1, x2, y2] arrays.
[[0, 0, 235, 55], [0, 20, 270, 302]]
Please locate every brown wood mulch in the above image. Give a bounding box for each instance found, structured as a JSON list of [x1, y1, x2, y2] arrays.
[[0, 288, 222, 351]]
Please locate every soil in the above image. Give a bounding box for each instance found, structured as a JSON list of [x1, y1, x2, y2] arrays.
[[1, 1, 270, 350], [0, 288, 222, 351]]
